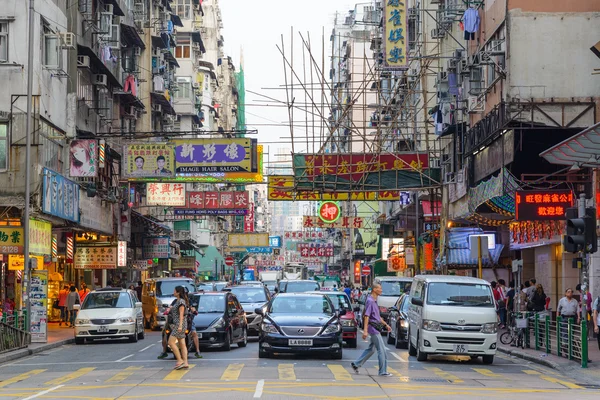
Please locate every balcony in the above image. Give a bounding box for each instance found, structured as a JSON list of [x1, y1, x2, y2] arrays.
[[465, 102, 510, 156]]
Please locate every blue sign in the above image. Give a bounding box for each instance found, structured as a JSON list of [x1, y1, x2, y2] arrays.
[[269, 236, 282, 247], [246, 247, 272, 254], [42, 168, 80, 223]]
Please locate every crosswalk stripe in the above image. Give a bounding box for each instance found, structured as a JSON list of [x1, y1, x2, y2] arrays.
[[163, 364, 195, 381], [387, 367, 409, 382], [327, 364, 353, 381], [221, 363, 244, 381], [472, 368, 504, 379], [0, 369, 46, 388], [45, 367, 96, 386], [524, 370, 581, 389], [278, 364, 296, 381], [424, 367, 464, 384], [106, 366, 142, 382]]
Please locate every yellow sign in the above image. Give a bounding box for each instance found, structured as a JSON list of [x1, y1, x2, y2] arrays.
[[385, 0, 408, 68], [8, 254, 44, 270], [0, 227, 24, 254], [228, 233, 269, 248], [267, 175, 401, 201], [30, 219, 52, 255]]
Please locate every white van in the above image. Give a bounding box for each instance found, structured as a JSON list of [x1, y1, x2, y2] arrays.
[[373, 276, 412, 324], [407, 275, 497, 364]]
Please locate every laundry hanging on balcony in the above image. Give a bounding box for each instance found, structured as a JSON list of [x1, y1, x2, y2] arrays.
[[462, 6, 480, 41]]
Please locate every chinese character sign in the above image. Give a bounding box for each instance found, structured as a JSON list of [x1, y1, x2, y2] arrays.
[[42, 168, 80, 223], [173, 139, 253, 173], [186, 191, 249, 209], [297, 243, 334, 258], [269, 236, 282, 247], [318, 201, 341, 223], [515, 190, 573, 221], [142, 236, 170, 259], [0, 227, 24, 254], [30, 269, 48, 343], [123, 143, 175, 178], [385, 0, 408, 68], [29, 219, 52, 255], [118, 241, 128, 267], [284, 231, 325, 240], [74, 247, 118, 269], [228, 233, 269, 248], [303, 216, 364, 229], [146, 183, 186, 206], [70, 139, 98, 177], [244, 203, 255, 233]]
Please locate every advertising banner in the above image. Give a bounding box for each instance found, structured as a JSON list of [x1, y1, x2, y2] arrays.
[[142, 236, 170, 259], [297, 243, 334, 258], [515, 190, 573, 221], [30, 270, 48, 343], [117, 241, 127, 267], [42, 168, 80, 223], [173, 138, 253, 173], [29, 219, 52, 255], [244, 203, 255, 233], [146, 183, 186, 206], [187, 191, 249, 209], [174, 209, 247, 216], [0, 227, 24, 254], [74, 247, 117, 269], [384, 0, 408, 69], [124, 143, 175, 178], [69, 139, 98, 177], [228, 233, 268, 247], [284, 231, 325, 240], [302, 216, 364, 229]]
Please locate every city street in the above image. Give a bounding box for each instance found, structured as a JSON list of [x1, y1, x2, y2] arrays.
[[0, 330, 598, 400]]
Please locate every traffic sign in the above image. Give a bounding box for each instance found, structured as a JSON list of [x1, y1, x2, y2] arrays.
[[225, 256, 234, 266], [362, 265, 371, 276]]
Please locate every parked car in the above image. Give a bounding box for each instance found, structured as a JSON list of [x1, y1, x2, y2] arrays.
[[308, 291, 357, 348], [387, 293, 411, 348], [196, 282, 215, 291], [374, 277, 413, 326], [228, 285, 271, 336], [189, 291, 248, 350], [142, 277, 196, 330], [279, 280, 320, 293], [256, 293, 344, 359], [74, 288, 144, 345], [239, 280, 263, 287]]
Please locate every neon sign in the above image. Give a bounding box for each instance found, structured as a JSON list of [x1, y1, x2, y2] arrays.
[[515, 190, 573, 221]]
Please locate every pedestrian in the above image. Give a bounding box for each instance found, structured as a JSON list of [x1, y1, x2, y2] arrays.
[[351, 283, 393, 377], [344, 285, 352, 299], [66, 285, 80, 328], [506, 281, 516, 326], [576, 283, 593, 321], [557, 288, 580, 348], [492, 281, 507, 329], [593, 295, 600, 350], [58, 285, 69, 326], [79, 283, 90, 304], [168, 285, 189, 369], [135, 281, 143, 301], [530, 284, 547, 313], [527, 279, 537, 300]]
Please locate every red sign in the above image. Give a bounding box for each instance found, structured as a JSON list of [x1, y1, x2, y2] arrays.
[[297, 243, 334, 258], [318, 201, 341, 223], [515, 190, 573, 221], [362, 265, 371, 276], [225, 256, 234, 266], [187, 191, 249, 210], [244, 203, 255, 233], [284, 231, 324, 240]]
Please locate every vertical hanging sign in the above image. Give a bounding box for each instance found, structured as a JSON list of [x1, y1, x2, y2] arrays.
[[66, 233, 74, 263], [244, 203, 255, 233], [384, 0, 408, 69], [51, 234, 58, 261]]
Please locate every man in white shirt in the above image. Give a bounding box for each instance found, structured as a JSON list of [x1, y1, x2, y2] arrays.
[[593, 296, 600, 350]]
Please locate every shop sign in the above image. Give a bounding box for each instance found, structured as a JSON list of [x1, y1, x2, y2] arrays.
[[133, 260, 150, 270], [269, 236, 281, 247], [297, 243, 334, 258], [174, 209, 248, 216], [318, 201, 341, 223], [146, 183, 186, 206], [384, 0, 408, 69], [244, 203, 255, 233], [173, 138, 254, 173], [381, 238, 404, 260], [387, 256, 407, 272], [228, 233, 269, 247], [0, 227, 24, 254], [8, 254, 44, 270], [515, 190, 573, 221], [117, 241, 127, 267], [246, 247, 272, 254], [187, 191, 249, 209], [172, 256, 196, 270], [30, 219, 52, 255], [142, 236, 170, 259], [30, 269, 48, 343], [42, 168, 80, 223], [284, 231, 324, 240], [124, 143, 175, 178], [303, 216, 364, 229], [423, 242, 434, 271], [79, 191, 114, 234], [69, 139, 98, 178], [74, 247, 117, 269]]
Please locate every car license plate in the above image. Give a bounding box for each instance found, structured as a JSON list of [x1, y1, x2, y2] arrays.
[[289, 339, 312, 346], [453, 344, 469, 353], [97, 325, 109, 333]]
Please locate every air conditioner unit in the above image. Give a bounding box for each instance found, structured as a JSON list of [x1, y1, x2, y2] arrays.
[[447, 58, 458, 70], [431, 29, 445, 39], [458, 59, 468, 75], [93, 74, 108, 86], [437, 71, 448, 82], [77, 55, 90, 68], [456, 170, 465, 183], [152, 104, 162, 113], [104, 4, 114, 14], [444, 172, 455, 184], [408, 8, 417, 19], [489, 40, 503, 52], [468, 96, 484, 113], [208, 223, 216, 231], [60, 32, 76, 49], [134, 47, 142, 56], [430, 158, 441, 168], [192, 82, 200, 89]]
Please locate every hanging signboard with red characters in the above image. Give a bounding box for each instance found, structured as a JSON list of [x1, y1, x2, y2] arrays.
[[303, 216, 364, 229], [244, 203, 255, 233], [187, 191, 249, 209], [318, 201, 341, 223], [515, 190, 573, 221], [284, 231, 325, 240], [297, 243, 334, 258]]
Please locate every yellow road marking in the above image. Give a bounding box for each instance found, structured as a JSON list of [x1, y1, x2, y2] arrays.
[[472, 368, 504, 379], [0, 369, 46, 388], [278, 364, 296, 381], [106, 366, 143, 383], [220, 363, 244, 381], [45, 367, 96, 386], [523, 369, 581, 389], [424, 367, 464, 383], [523, 370, 541, 375], [163, 364, 195, 381], [327, 364, 353, 381], [386, 367, 409, 382]]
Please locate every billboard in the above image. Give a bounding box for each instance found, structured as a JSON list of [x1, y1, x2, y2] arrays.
[[124, 143, 175, 178], [187, 191, 249, 209], [353, 202, 378, 256], [69, 139, 98, 177], [146, 183, 186, 206], [74, 247, 117, 269], [515, 190, 573, 221], [42, 168, 80, 223], [173, 138, 254, 173], [29, 219, 52, 255], [142, 236, 170, 259], [228, 233, 269, 247], [384, 0, 408, 69], [0, 227, 24, 254]]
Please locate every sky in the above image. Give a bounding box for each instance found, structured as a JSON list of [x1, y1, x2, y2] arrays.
[[219, 0, 354, 165]]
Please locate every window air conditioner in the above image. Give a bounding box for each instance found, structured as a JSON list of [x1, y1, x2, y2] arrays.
[[431, 29, 445, 39], [134, 47, 142, 56], [77, 55, 90, 68], [104, 4, 114, 14], [93, 74, 108, 86], [61, 32, 76, 49]]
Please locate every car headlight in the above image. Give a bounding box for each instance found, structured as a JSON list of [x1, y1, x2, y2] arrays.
[[322, 324, 341, 334], [119, 317, 135, 323], [211, 317, 226, 329], [422, 320, 441, 331], [481, 323, 498, 334], [75, 319, 90, 325], [341, 319, 355, 327], [260, 322, 278, 333], [400, 319, 409, 328]]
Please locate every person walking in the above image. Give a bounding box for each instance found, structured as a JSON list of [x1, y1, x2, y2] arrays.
[[66, 286, 80, 328], [351, 283, 393, 377], [79, 283, 90, 304], [58, 285, 69, 326], [593, 295, 600, 350], [492, 281, 507, 329], [557, 288, 580, 349], [168, 285, 189, 370]]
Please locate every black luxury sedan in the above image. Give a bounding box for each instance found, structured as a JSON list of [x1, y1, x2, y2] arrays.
[[189, 292, 248, 350], [227, 285, 271, 336], [387, 293, 411, 349], [256, 293, 344, 359]]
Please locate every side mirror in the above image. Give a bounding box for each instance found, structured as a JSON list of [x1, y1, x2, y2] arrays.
[[388, 307, 398, 313], [411, 298, 424, 306], [255, 307, 264, 315], [338, 309, 347, 316], [148, 291, 155, 297], [73, 304, 81, 310], [135, 302, 142, 308]]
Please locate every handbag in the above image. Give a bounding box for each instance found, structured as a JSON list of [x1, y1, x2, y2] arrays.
[[368, 320, 387, 333]]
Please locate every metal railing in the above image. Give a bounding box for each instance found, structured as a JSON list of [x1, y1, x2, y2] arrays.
[[0, 310, 28, 331], [0, 322, 30, 353]]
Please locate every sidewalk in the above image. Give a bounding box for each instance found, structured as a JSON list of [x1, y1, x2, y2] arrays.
[[0, 322, 74, 364]]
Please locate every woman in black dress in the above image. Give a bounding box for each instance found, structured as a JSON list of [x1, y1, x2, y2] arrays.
[[168, 286, 189, 369]]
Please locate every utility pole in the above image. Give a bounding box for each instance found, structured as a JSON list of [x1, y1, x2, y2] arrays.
[[477, 236, 483, 279], [578, 193, 588, 320], [414, 192, 420, 275]]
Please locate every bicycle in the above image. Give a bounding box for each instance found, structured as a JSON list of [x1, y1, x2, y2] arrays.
[[499, 313, 529, 348]]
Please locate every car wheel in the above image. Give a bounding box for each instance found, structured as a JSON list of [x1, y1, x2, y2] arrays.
[[415, 333, 427, 362], [223, 331, 232, 351], [238, 328, 248, 348], [332, 348, 343, 360], [129, 326, 139, 343], [347, 338, 357, 348], [258, 348, 269, 358], [75, 337, 84, 345], [137, 323, 145, 340], [387, 329, 395, 344], [482, 355, 494, 365], [408, 330, 417, 357]]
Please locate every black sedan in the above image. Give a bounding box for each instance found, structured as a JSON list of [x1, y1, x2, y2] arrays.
[[387, 293, 411, 349], [189, 292, 248, 350], [227, 285, 271, 336], [256, 293, 344, 359]]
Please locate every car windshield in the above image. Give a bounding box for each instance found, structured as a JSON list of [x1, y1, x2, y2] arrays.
[[190, 294, 225, 313], [229, 287, 267, 303], [156, 281, 195, 297], [285, 281, 320, 293], [82, 292, 132, 309], [322, 280, 338, 288], [426, 283, 494, 307], [327, 294, 351, 311], [380, 281, 411, 297], [196, 283, 213, 291], [271, 295, 333, 314], [214, 282, 228, 291]]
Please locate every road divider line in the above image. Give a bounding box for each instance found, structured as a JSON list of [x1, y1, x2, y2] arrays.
[[139, 344, 155, 352], [45, 367, 96, 386], [117, 354, 134, 362], [253, 379, 264, 398], [472, 368, 504, 379], [221, 363, 244, 381], [278, 364, 296, 380], [424, 367, 463, 384], [389, 351, 408, 362], [21, 385, 63, 400], [106, 366, 143, 382], [525, 372, 582, 389], [163, 364, 195, 381], [523, 370, 541, 375], [0, 369, 46, 388], [327, 364, 353, 381]]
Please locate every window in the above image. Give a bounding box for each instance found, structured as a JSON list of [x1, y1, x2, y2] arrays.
[[426, 283, 494, 307], [42, 22, 60, 68], [77, 70, 93, 106], [0, 123, 7, 170], [39, 120, 64, 172], [0, 21, 8, 62], [174, 77, 193, 100], [175, 45, 191, 59], [176, 0, 192, 20]]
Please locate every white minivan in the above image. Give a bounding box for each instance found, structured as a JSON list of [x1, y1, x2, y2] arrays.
[[407, 275, 497, 364]]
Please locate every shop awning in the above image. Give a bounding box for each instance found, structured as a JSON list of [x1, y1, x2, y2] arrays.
[[439, 228, 504, 268], [540, 121, 600, 168], [163, 51, 180, 68], [171, 14, 184, 27], [152, 35, 168, 49], [120, 24, 146, 49], [150, 92, 176, 115], [104, 0, 125, 16], [131, 210, 171, 235], [191, 32, 206, 53]]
